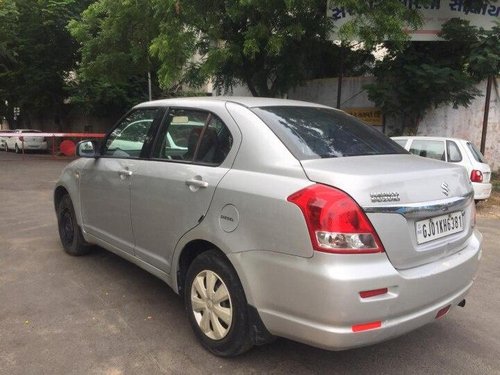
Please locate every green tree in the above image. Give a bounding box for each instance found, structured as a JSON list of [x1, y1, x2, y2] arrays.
[[150, 0, 430, 97], [440, 18, 500, 80], [0, 0, 89, 129], [365, 17, 500, 135], [68, 0, 161, 114]]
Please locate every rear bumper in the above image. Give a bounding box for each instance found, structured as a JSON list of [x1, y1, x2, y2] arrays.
[[23, 141, 48, 150], [472, 182, 492, 200], [229, 230, 482, 351]]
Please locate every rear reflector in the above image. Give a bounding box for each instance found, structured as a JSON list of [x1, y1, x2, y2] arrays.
[[435, 305, 451, 319], [359, 288, 388, 299], [352, 321, 382, 332]]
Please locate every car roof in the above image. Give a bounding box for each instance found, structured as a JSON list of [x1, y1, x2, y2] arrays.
[[134, 96, 331, 109], [391, 136, 469, 143]]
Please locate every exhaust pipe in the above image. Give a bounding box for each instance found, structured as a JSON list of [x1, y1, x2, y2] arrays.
[[458, 299, 466, 308]]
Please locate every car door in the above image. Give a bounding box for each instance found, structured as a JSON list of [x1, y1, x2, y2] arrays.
[[79, 107, 163, 255], [130, 108, 235, 271]]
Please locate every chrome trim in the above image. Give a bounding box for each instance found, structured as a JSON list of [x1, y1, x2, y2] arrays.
[[363, 191, 473, 219]]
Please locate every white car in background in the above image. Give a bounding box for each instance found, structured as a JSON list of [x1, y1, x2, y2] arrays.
[[0, 129, 15, 151], [392, 136, 492, 201], [3, 129, 48, 153]]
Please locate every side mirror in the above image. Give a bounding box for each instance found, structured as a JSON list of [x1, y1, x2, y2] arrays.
[[76, 140, 99, 158]]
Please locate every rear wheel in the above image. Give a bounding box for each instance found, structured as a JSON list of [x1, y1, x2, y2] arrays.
[[185, 250, 253, 357], [57, 194, 91, 256]]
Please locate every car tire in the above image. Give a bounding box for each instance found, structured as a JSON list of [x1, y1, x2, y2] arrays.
[[185, 250, 253, 357], [57, 194, 92, 256]]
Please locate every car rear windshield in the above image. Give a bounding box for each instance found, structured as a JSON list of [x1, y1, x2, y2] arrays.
[[252, 106, 407, 160], [466, 142, 486, 163]]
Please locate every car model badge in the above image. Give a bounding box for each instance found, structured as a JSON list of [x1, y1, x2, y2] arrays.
[[441, 182, 450, 196], [370, 192, 400, 203]]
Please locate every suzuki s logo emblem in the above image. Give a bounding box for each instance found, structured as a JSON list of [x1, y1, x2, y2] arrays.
[[441, 182, 450, 196]]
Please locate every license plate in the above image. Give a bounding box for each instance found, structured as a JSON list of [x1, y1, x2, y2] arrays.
[[415, 211, 465, 244]]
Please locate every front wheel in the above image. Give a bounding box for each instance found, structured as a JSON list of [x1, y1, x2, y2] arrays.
[[57, 194, 91, 256], [185, 250, 253, 357]]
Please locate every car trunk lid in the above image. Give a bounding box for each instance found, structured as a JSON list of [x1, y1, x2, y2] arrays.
[[300, 154, 475, 269]]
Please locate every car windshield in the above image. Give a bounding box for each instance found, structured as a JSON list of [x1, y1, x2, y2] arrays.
[[252, 106, 407, 160]]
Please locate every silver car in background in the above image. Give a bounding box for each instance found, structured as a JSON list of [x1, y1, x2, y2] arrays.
[[54, 97, 482, 357]]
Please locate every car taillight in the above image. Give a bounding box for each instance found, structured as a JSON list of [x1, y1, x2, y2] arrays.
[[287, 184, 384, 254], [19, 136, 24, 141], [470, 170, 483, 183]]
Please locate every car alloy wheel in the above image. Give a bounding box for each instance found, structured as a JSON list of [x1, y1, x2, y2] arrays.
[[190, 269, 233, 340]]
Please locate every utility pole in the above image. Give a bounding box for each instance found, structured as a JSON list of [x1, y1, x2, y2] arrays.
[[148, 71, 152, 101], [480, 75, 493, 155]]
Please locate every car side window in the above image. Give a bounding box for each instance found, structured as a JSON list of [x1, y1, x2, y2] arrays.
[[446, 140, 462, 162], [194, 115, 233, 165], [153, 109, 209, 161], [409, 140, 445, 161], [103, 108, 159, 158], [153, 109, 233, 165], [393, 139, 407, 147]]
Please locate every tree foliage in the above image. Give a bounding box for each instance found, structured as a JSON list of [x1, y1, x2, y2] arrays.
[[0, 0, 89, 128], [365, 16, 500, 135], [68, 0, 161, 114], [149, 0, 433, 97]]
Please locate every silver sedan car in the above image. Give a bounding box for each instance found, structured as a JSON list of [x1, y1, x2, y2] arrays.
[[54, 97, 482, 357]]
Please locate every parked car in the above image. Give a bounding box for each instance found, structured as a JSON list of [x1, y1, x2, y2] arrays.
[[392, 136, 492, 201], [3, 129, 48, 153], [0, 129, 15, 151], [55, 98, 481, 357]]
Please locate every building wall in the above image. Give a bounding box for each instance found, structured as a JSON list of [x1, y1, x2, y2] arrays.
[[417, 79, 499, 172]]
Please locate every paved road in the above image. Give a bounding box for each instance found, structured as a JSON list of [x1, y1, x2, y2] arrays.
[[1, 152, 499, 375]]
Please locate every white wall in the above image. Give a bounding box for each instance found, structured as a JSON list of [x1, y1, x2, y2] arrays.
[[417, 79, 499, 171]]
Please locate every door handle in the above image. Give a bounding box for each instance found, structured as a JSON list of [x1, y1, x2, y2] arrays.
[[186, 178, 208, 188]]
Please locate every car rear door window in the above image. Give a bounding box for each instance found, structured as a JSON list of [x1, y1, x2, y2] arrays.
[[409, 140, 445, 160], [194, 115, 233, 165], [446, 140, 462, 162], [153, 109, 233, 165]]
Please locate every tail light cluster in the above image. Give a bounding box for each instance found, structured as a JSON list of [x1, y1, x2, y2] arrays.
[[470, 170, 483, 183], [287, 184, 384, 254]]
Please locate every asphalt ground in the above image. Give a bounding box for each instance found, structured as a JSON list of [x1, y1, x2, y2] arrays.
[[1, 151, 499, 375]]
